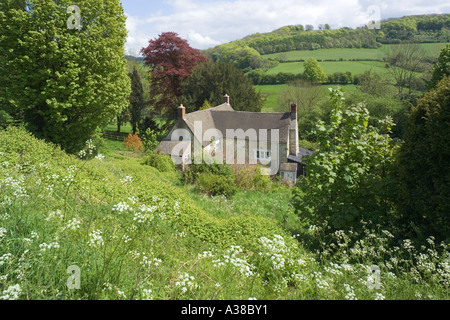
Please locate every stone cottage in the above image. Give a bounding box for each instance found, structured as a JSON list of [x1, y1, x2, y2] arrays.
[[156, 95, 311, 184]]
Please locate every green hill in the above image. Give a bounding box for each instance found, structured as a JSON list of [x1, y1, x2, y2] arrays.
[[203, 14, 450, 72]]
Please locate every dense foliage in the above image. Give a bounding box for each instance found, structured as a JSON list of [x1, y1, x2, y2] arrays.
[[429, 43, 450, 89], [293, 88, 399, 233], [179, 61, 263, 112], [141, 32, 209, 117], [396, 76, 450, 243], [0, 0, 131, 153], [128, 68, 145, 134]]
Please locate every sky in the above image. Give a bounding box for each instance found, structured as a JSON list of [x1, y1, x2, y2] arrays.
[[121, 0, 450, 54]]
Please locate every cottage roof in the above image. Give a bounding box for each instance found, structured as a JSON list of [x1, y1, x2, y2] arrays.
[[183, 104, 292, 145], [155, 140, 190, 156], [287, 148, 314, 164]]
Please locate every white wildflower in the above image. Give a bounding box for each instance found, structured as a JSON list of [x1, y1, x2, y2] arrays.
[[46, 210, 64, 222], [120, 176, 133, 184], [344, 284, 357, 300], [112, 202, 133, 214], [175, 272, 198, 294], [374, 293, 385, 300], [0, 227, 6, 238], [63, 218, 81, 231], [88, 229, 104, 247], [0, 284, 21, 300], [95, 154, 105, 161], [39, 242, 60, 252], [142, 289, 153, 300], [0, 253, 12, 266]]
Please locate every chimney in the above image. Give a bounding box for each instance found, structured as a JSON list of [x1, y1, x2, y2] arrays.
[[291, 103, 298, 119], [289, 103, 299, 157], [224, 94, 230, 104], [178, 104, 186, 119]]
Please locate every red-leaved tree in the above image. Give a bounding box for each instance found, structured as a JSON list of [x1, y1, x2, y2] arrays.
[[141, 32, 209, 116]]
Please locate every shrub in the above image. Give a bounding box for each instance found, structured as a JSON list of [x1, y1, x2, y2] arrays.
[[141, 128, 159, 152], [197, 173, 238, 198], [124, 134, 143, 151], [142, 153, 175, 172], [183, 163, 234, 184], [233, 166, 272, 193]]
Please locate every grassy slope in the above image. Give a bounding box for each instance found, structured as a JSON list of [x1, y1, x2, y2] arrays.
[[262, 43, 447, 62], [1, 128, 448, 300]]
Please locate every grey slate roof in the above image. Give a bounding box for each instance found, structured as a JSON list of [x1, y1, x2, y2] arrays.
[[183, 103, 292, 145], [155, 141, 190, 156], [287, 148, 314, 164]]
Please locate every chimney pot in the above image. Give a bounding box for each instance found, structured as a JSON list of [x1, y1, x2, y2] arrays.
[[224, 94, 230, 104], [178, 104, 186, 119], [291, 103, 298, 117]]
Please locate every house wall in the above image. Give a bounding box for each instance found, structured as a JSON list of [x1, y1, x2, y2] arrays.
[[202, 139, 287, 174]]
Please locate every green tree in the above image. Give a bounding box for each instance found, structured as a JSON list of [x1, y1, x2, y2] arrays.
[[396, 76, 450, 242], [303, 58, 328, 83], [293, 88, 399, 233], [386, 43, 429, 95], [0, 0, 131, 153], [128, 67, 145, 134], [428, 44, 450, 89], [179, 61, 263, 112], [116, 107, 130, 134]]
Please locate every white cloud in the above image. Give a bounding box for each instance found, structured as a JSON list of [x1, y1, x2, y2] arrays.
[[124, 0, 449, 53]]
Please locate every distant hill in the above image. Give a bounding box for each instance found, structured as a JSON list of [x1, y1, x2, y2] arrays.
[[125, 55, 144, 62], [203, 14, 450, 73]]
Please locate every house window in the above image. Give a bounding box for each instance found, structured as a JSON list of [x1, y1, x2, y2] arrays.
[[256, 149, 271, 161]]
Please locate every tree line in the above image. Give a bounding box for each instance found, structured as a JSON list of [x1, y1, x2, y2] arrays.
[[203, 14, 450, 73]]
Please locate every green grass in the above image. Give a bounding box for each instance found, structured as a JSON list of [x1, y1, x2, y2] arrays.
[[255, 84, 288, 112], [103, 123, 133, 134], [266, 60, 389, 77], [263, 43, 448, 62], [256, 84, 358, 112]]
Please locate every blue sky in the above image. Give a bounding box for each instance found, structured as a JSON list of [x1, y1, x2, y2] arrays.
[[120, 0, 450, 54]]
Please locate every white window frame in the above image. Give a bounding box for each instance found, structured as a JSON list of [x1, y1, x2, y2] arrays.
[[255, 149, 272, 161]]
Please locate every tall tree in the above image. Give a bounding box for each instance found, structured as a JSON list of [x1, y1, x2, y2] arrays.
[[386, 43, 429, 95], [128, 67, 145, 134], [396, 76, 450, 242], [303, 58, 328, 83], [0, 0, 131, 153], [428, 44, 450, 89], [141, 32, 209, 117], [179, 61, 263, 113]]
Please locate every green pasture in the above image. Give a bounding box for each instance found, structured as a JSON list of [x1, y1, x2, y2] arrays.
[[265, 60, 389, 77], [263, 43, 448, 62], [256, 84, 358, 112]]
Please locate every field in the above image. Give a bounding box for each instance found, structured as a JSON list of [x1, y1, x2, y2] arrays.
[[254, 43, 448, 112], [265, 60, 388, 76], [256, 84, 358, 113], [263, 43, 448, 62]]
